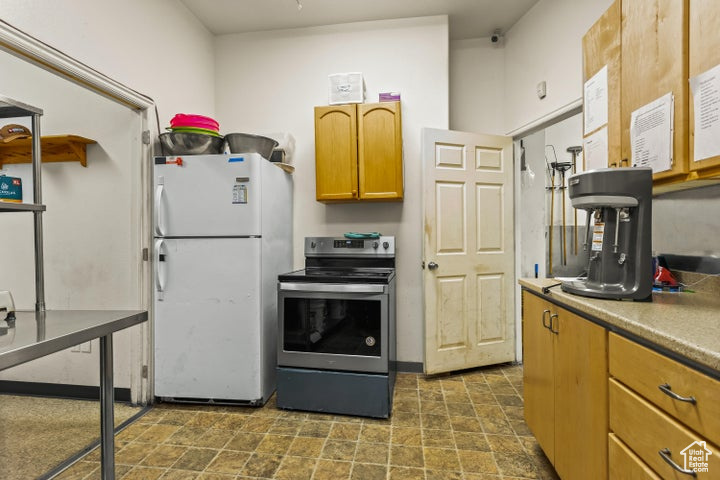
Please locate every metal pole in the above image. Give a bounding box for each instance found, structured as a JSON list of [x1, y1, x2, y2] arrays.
[[31, 113, 45, 312], [100, 335, 115, 480]]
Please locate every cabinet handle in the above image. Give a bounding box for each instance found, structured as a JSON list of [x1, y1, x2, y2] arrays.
[[658, 448, 697, 477], [549, 313, 559, 334], [610, 162, 618, 168], [620, 158, 629, 167], [352, 189, 358, 198], [542, 310, 551, 329], [658, 383, 697, 404]]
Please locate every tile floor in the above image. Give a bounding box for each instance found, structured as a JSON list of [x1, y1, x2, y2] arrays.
[[56, 364, 558, 480]]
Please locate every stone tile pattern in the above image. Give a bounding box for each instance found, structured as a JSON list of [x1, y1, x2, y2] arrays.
[[56, 364, 558, 480]]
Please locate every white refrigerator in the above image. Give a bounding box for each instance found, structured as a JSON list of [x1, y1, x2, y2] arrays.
[[153, 153, 292, 404]]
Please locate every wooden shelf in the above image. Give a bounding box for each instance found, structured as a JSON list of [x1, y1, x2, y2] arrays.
[[0, 135, 96, 168]]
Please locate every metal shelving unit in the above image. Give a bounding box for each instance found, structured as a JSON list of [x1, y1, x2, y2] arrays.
[[0, 94, 46, 311]]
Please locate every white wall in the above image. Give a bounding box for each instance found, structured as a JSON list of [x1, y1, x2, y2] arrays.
[[0, 0, 215, 392], [503, 0, 613, 134], [653, 185, 720, 257], [0, 49, 141, 387], [0, 0, 216, 123], [214, 16, 450, 364], [449, 38, 505, 134]]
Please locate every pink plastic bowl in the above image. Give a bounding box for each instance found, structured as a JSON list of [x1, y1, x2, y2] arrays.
[[170, 114, 219, 132]]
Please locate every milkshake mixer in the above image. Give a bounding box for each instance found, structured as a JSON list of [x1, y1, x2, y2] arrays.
[[561, 167, 653, 301]]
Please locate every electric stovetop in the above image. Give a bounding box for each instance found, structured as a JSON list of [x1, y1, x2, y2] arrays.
[[278, 267, 395, 284]]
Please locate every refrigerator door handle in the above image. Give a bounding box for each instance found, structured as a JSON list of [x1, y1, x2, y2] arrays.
[[154, 184, 165, 237], [154, 239, 166, 300]]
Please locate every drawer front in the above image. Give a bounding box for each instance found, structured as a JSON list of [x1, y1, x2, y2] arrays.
[[610, 379, 720, 479], [609, 433, 661, 480], [609, 333, 720, 446]]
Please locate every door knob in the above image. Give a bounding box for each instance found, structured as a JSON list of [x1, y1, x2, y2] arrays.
[[428, 262, 439, 270]]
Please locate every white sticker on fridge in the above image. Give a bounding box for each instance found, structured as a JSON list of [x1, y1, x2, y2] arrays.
[[233, 184, 248, 204]]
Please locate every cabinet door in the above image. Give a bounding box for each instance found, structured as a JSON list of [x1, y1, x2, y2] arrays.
[[554, 308, 608, 480], [314, 105, 358, 201], [621, 0, 689, 180], [582, 0, 621, 168], [522, 291, 555, 463], [358, 102, 403, 200], [689, 0, 720, 173]]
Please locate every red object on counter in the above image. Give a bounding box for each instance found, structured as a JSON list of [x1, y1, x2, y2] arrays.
[[654, 265, 678, 287]]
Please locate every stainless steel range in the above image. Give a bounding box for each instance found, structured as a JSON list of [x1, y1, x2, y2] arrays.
[[276, 236, 396, 418]]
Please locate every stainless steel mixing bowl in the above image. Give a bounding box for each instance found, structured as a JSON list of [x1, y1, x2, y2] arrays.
[[225, 133, 279, 160], [159, 132, 225, 155]]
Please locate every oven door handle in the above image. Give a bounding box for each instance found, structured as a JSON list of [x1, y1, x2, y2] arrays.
[[279, 282, 386, 294]]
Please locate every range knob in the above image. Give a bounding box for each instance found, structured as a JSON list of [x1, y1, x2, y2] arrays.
[[383, 241, 390, 250], [311, 241, 316, 248], [372, 241, 379, 249]]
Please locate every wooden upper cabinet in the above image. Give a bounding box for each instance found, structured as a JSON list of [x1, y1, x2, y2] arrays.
[[314, 104, 358, 202], [358, 102, 403, 200], [621, 0, 689, 180], [689, 0, 720, 174], [583, 0, 622, 168], [314, 101, 403, 203]]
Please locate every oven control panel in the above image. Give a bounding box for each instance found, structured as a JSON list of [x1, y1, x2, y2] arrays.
[[305, 236, 395, 257]]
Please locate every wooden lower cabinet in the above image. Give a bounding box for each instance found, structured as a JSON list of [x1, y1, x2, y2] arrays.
[[610, 378, 720, 479], [609, 433, 661, 480], [523, 292, 555, 463], [609, 332, 720, 479], [522, 291, 608, 479]]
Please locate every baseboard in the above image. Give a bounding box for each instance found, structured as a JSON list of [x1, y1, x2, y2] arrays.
[[394, 361, 424, 373], [0, 380, 132, 402]]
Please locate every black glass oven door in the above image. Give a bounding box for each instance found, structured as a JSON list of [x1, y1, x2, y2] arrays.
[[277, 285, 388, 373]]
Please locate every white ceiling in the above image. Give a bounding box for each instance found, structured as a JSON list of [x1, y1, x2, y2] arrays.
[[180, 0, 540, 40]]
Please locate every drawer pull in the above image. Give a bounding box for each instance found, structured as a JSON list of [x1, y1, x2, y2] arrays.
[[658, 383, 697, 404], [549, 313, 559, 334], [659, 448, 697, 477], [542, 310, 551, 329]]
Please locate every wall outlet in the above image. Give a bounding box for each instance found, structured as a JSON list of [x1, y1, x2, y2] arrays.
[[537, 81, 547, 99]]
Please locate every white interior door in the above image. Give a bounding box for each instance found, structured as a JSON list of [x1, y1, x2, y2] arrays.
[[422, 128, 515, 375]]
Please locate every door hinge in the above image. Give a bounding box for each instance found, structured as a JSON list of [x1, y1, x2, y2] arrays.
[[141, 365, 148, 379], [142, 130, 151, 145], [142, 248, 149, 261]]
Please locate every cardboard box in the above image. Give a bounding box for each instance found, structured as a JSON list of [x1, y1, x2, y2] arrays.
[[0, 175, 22, 202], [328, 72, 365, 105]]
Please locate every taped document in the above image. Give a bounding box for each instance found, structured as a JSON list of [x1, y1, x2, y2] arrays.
[[583, 126, 608, 171], [584, 65, 609, 135], [690, 63, 720, 162], [630, 93, 673, 173]]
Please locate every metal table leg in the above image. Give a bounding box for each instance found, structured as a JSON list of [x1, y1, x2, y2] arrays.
[[100, 334, 115, 480]]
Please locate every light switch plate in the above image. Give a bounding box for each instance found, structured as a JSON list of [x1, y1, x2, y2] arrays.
[[537, 81, 547, 99]]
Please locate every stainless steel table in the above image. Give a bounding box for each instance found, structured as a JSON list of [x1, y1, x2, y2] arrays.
[[0, 310, 148, 480]]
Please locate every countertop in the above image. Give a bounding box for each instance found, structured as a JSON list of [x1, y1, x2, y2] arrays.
[[0, 310, 148, 370], [520, 278, 720, 374]]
